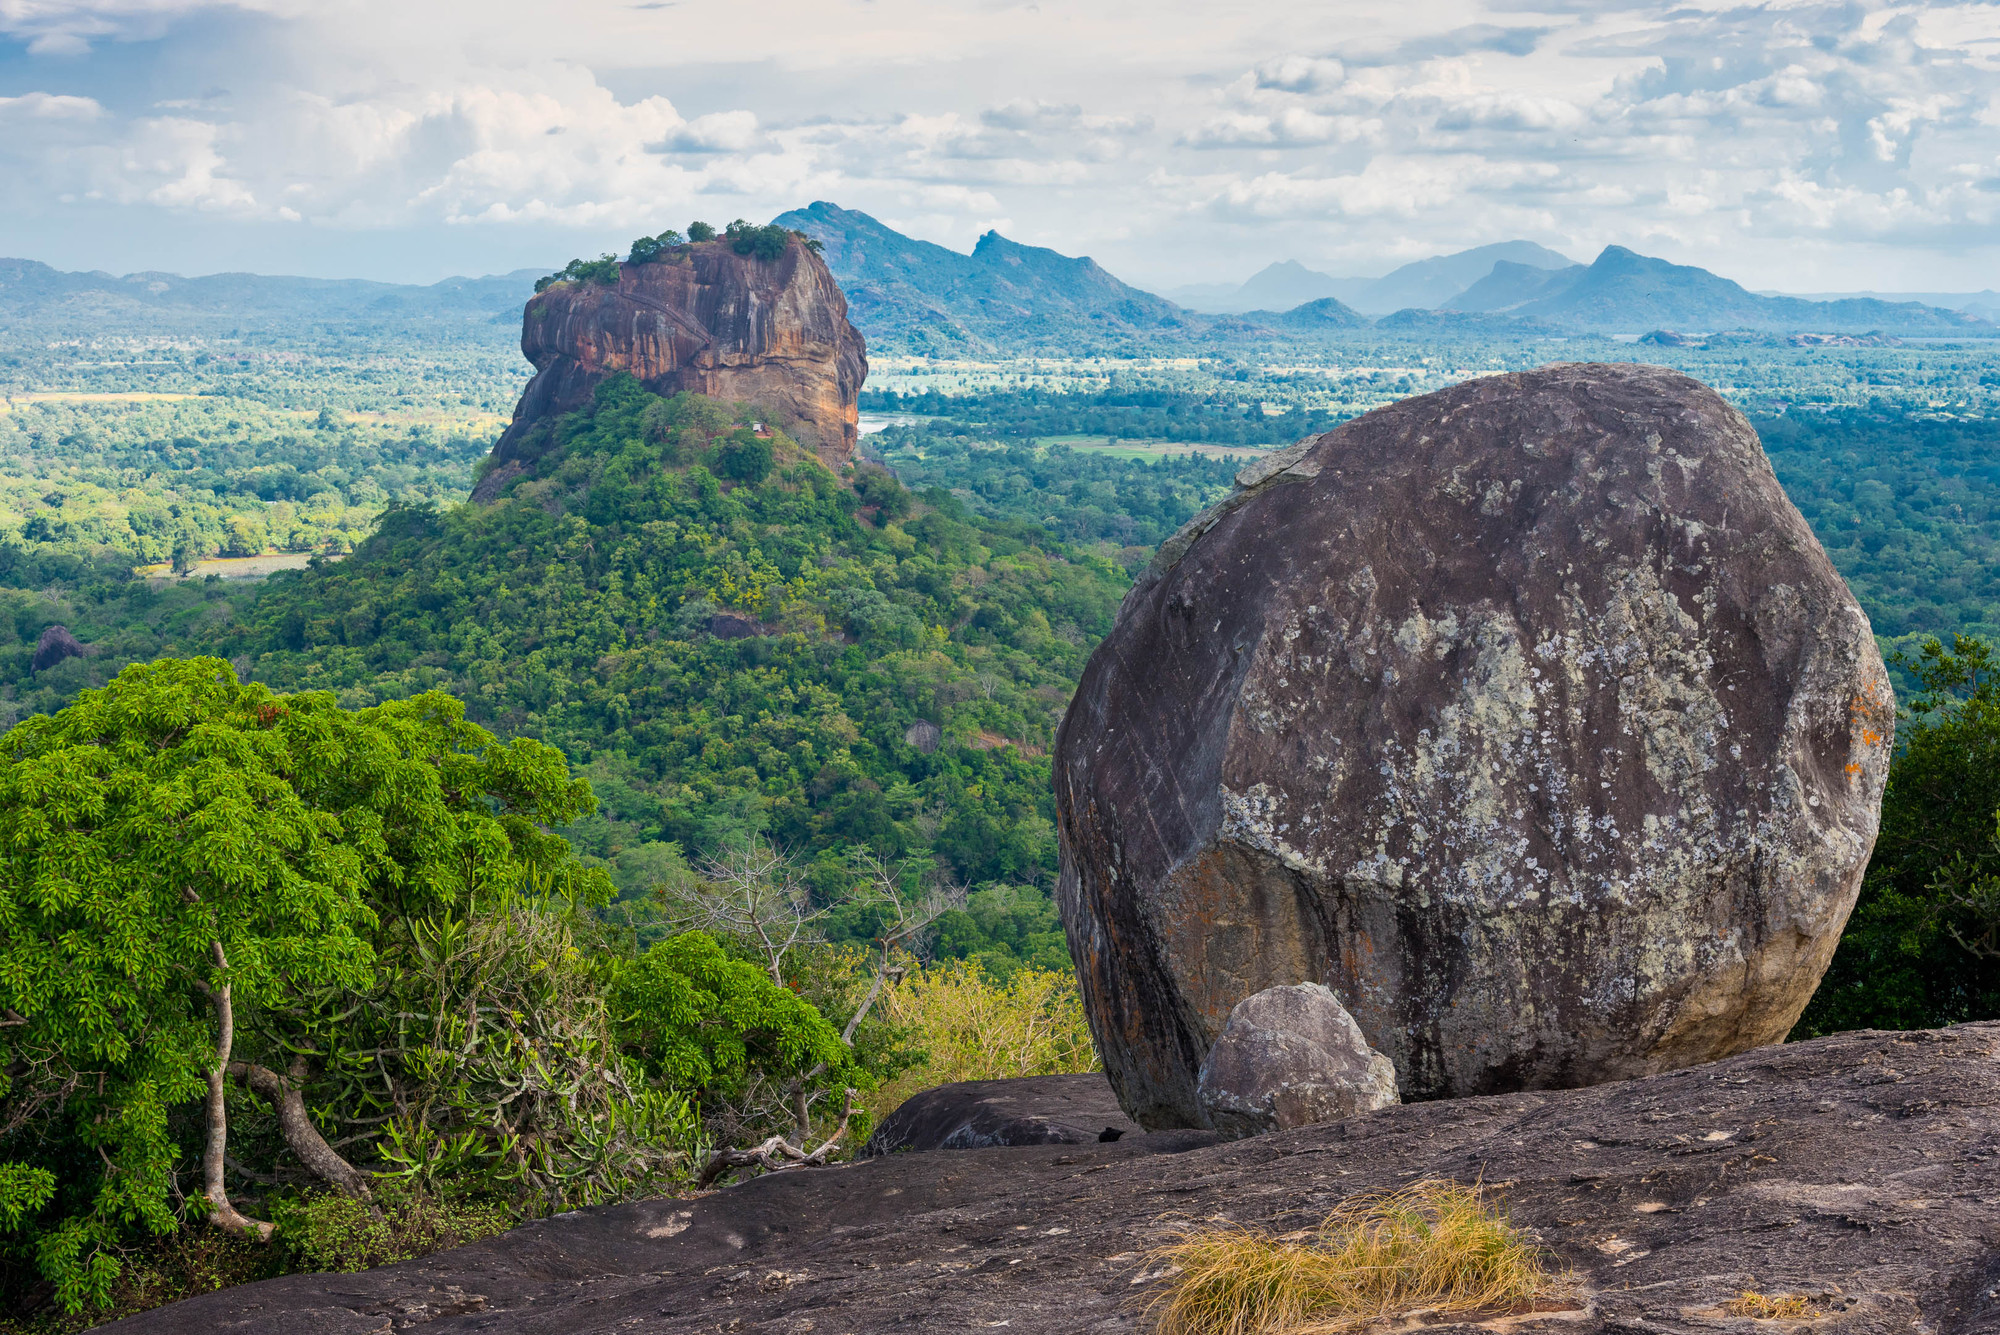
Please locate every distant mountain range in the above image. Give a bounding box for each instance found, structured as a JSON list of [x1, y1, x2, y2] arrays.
[[1442, 247, 1991, 334], [1168, 242, 1575, 314], [4, 214, 1993, 359], [771, 201, 1203, 355], [0, 258, 540, 337], [780, 204, 1992, 348]]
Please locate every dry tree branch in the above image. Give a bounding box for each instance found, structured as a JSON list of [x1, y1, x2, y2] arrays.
[[696, 1088, 858, 1189]]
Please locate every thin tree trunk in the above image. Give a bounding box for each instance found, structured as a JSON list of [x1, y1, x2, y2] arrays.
[[204, 942, 273, 1241], [230, 1058, 375, 1204]]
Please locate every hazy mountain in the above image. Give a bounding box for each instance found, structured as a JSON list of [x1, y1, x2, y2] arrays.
[[1440, 261, 1586, 312], [1238, 297, 1370, 331], [1502, 247, 1995, 334], [0, 257, 541, 336], [1167, 260, 1353, 314], [1349, 241, 1574, 313], [773, 201, 1200, 354]]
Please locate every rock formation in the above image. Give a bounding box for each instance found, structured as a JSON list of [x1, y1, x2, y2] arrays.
[[1196, 983, 1398, 1139], [112, 1023, 2000, 1334], [861, 1074, 1139, 1155], [1054, 363, 1893, 1127], [473, 238, 866, 499], [31, 624, 87, 673]]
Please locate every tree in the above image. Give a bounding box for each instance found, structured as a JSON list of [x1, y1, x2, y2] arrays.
[[0, 658, 598, 1312], [711, 430, 773, 483], [686, 221, 717, 243], [1798, 634, 2000, 1035]]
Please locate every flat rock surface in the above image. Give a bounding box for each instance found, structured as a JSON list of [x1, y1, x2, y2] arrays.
[[862, 1074, 1142, 1155], [115, 1024, 2000, 1334]]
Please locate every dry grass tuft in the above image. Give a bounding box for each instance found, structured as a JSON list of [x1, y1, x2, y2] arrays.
[[1722, 1291, 1813, 1320], [1144, 1179, 1564, 1335]]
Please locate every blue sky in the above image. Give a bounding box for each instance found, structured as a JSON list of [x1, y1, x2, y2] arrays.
[[1, 0, 1996, 291]]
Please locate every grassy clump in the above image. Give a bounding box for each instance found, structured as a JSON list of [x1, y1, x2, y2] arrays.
[[1722, 1291, 1812, 1320], [1145, 1180, 1561, 1335], [870, 960, 1099, 1120]]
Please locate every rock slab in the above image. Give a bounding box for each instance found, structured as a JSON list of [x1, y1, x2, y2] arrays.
[[1196, 983, 1398, 1138], [1055, 363, 1893, 1126], [862, 1073, 1141, 1155], [474, 238, 866, 497], [110, 1024, 2000, 1334]]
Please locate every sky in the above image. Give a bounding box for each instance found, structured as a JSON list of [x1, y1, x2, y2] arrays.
[[1, 0, 1997, 293]]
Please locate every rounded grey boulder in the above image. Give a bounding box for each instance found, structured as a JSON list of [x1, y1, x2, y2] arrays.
[[1054, 363, 1894, 1127], [1197, 984, 1398, 1139]]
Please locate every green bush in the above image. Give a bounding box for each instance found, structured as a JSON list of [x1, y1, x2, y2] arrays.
[[1799, 634, 2000, 1033], [274, 1190, 511, 1276]]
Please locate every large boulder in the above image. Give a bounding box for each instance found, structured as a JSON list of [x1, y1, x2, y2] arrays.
[[1196, 983, 1398, 1139], [473, 236, 866, 497], [1054, 363, 1893, 1128]]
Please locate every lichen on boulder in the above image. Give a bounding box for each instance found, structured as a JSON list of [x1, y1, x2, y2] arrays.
[[1054, 363, 1893, 1128]]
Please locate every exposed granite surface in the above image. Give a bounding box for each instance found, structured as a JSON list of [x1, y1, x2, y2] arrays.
[[112, 1025, 2000, 1335]]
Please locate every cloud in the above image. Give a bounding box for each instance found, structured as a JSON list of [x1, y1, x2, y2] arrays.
[[0, 91, 104, 118], [1254, 56, 1344, 94], [0, 0, 1993, 292]]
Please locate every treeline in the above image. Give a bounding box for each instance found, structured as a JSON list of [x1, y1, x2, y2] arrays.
[[872, 430, 1239, 549], [863, 386, 1349, 446], [0, 396, 491, 568], [1755, 408, 2000, 644]]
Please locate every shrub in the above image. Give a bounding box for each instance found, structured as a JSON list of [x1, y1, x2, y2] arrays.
[[274, 1190, 511, 1275], [870, 960, 1097, 1120], [1145, 1180, 1562, 1335], [724, 221, 792, 262], [534, 255, 622, 294]]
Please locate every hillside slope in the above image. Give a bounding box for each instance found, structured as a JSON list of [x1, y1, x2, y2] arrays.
[[227, 375, 1133, 889]]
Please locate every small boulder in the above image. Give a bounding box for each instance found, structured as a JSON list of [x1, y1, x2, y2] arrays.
[[862, 1074, 1144, 1155], [1196, 984, 1398, 1140], [707, 613, 765, 640], [31, 624, 87, 673], [903, 720, 941, 754]]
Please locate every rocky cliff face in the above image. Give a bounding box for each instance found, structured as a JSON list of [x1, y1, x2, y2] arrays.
[[474, 239, 865, 497], [1054, 363, 1892, 1127]]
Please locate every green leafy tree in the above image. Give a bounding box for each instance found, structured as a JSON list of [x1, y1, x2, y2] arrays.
[[614, 930, 851, 1103], [686, 221, 716, 243], [0, 658, 597, 1312], [710, 430, 773, 483], [1799, 634, 2000, 1034]]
